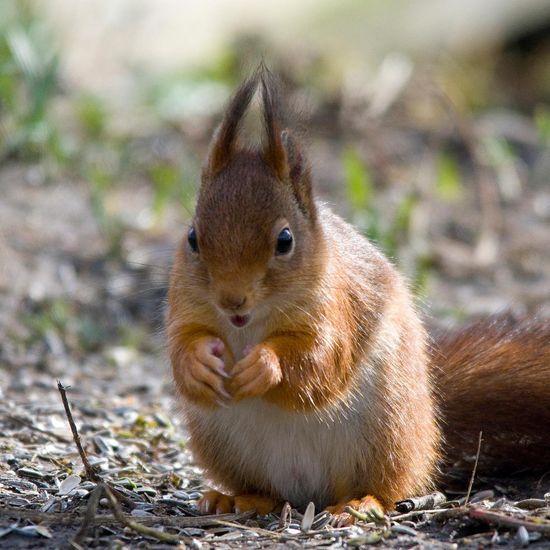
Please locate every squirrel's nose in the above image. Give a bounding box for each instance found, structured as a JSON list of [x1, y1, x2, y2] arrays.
[[219, 294, 247, 311]]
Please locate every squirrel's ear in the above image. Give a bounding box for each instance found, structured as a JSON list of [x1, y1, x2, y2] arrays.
[[261, 73, 315, 218], [281, 129, 315, 218], [281, 130, 304, 183], [204, 73, 259, 177], [261, 72, 289, 180]]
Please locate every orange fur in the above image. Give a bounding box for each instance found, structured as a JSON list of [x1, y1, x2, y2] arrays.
[[166, 71, 549, 518], [228, 343, 282, 401], [434, 316, 550, 472], [198, 490, 277, 515]]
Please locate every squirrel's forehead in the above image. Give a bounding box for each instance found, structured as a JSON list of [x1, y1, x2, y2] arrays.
[[198, 225, 274, 275], [200, 176, 281, 206], [196, 208, 276, 244], [195, 184, 286, 234]]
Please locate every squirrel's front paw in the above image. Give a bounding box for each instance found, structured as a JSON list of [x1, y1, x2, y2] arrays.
[[174, 337, 231, 408], [228, 344, 282, 401]]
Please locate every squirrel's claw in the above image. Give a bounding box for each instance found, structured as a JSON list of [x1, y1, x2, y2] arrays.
[[197, 490, 277, 515], [198, 490, 234, 514], [174, 337, 231, 407], [326, 495, 384, 527]]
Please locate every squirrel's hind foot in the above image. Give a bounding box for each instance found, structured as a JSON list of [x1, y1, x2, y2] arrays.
[[326, 495, 384, 527], [198, 490, 278, 515]]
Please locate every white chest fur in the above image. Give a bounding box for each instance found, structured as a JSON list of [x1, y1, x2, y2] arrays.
[[186, 387, 373, 509]]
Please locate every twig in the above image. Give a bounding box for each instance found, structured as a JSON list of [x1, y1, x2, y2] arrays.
[[70, 483, 104, 548], [391, 506, 467, 522], [58, 380, 182, 544], [0, 504, 253, 528], [55, 381, 258, 544], [469, 506, 550, 535], [103, 483, 182, 544], [464, 431, 483, 506], [56, 381, 100, 483], [212, 517, 353, 541], [56, 381, 134, 508], [213, 519, 283, 540], [395, 492, 447, 513]]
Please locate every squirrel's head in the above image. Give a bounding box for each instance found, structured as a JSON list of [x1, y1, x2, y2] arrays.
[[182, 70, 321, 328]]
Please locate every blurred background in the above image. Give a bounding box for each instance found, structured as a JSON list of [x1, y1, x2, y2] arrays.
[[1, 0, 550, 400]]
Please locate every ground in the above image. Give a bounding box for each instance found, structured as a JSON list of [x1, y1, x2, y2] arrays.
[[1, 146, 549, 548], [1, 35, 550, 547]]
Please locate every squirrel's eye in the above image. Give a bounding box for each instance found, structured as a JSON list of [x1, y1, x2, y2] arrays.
[[275, 228, 293, 255], [187, 227, 199, 253]]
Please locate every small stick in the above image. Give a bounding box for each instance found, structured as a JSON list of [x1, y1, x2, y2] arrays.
[[57, 381, 100, 483], [391, 507, 467, 522], [70, 483, 104, 548], [395, 492, 447, 513], [469, 506, 550, 535], [58, 380, 183, 544], [464, 431, 483, 506], [0, 504, 253, 528], [103, 484, 182, 544], [213, 519, 282, 540], [57, 381, 133, 508]]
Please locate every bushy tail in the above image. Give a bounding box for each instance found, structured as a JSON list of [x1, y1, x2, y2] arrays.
[[432, 316, 550, 473]]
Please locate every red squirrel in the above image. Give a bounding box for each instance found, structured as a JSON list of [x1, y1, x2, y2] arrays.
[[166, 70, 550, 525]]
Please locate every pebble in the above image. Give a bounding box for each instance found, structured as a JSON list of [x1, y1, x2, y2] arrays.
[[57, 474, 81, 495], [130, 509, 154, 517], [17, 467, 46, 479], [469, 490, 495, 503], [40, 498, 57, 512], [0, 475, 38, 494], [181, 528, 205, 537], [93, 435, 119, 455], [516, 498, 547, 510], [301, 501, 315, 532], [135, 485, 157, 496], [7, 496, 31, 507], [515, 526, 530, 547], [392, 523, 417, 536], [13, 525, 52, 539], [134, 502, 154, 511]]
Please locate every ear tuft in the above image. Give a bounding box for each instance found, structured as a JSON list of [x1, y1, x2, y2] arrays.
[[281, 130, 304, 183], [204, 71, 260, 176], [281, 128, 315, 219], [260, 70, 289, 180]]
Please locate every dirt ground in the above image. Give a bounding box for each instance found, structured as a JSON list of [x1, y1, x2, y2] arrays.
[[1, 68, 550, 547], [1, 146, 549, 548]]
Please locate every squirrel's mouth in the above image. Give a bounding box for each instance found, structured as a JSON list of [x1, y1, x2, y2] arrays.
[[229, 314, 250, 328]]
